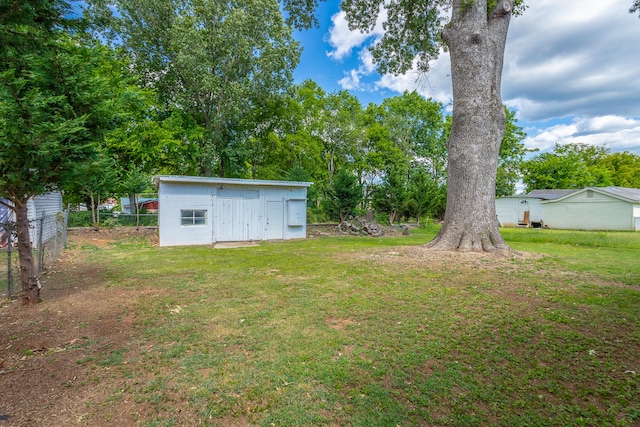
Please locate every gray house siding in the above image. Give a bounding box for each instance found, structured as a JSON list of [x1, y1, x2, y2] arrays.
[[542, 187, 640, 231]]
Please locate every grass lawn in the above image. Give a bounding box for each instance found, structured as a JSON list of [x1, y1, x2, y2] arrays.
[[1, 226, 639, 426]]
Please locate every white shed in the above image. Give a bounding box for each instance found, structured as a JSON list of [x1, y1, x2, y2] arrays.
[[154, 175, 313, 247], [495, 190, 573, 228], [495, 196, 544, 227], [542, 187, 640, 231]]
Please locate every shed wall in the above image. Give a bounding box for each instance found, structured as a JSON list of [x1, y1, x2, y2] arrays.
[[495, 197, 543, 227], [33, 193, 63, 218], [158, 181, 308, 246], [543, 191, 634, 231]]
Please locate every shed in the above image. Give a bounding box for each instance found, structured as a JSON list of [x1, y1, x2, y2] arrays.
[[0, 192, 63, 247], [495, 190, 572, 228], [495, 196, 544, 227], [542, 187, 640, 231], [154, 175, 313, 247]]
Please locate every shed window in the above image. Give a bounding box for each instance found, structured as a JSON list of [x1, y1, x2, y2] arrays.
[[181, 209, 207, 226]]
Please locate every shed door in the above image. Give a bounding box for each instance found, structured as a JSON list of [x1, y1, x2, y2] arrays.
[[218, 197, 242, 241], [266, 201, 284, 240], [216, 189, 262, 242]]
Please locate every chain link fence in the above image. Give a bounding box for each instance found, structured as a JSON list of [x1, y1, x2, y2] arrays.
[[1, 212, 68, 299]]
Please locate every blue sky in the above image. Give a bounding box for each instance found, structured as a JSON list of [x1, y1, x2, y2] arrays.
[[291, 0, 640, 156]]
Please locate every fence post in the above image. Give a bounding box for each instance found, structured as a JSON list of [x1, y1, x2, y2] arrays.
[[38, 216, 44, 273], [7, 226, 12, 298], [63, 204, 70, 249]]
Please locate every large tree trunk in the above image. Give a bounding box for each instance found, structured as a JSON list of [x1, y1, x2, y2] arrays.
[[427, 0, 513, 252], [14, 199, 41, 304]]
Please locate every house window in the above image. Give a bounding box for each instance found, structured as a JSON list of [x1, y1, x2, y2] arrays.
[[181, 209, 207, 226]]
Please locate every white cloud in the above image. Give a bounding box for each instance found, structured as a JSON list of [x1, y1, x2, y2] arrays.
[[524, 116, 640, 153], [502, 0, 640, 122], [375, 52, 453, 107], [326, 8, 386, 61], [337, 45, 381, 91], [359, 49, 376, 74], [338, 69, 361, 90]]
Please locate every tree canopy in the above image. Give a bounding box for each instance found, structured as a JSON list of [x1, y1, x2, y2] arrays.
[[94, 0, 301, 177], [522, 143, 640, 192], [0, 0, 156, 303]]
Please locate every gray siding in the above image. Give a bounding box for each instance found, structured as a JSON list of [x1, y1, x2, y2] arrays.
[[543, 190, 634, 231]]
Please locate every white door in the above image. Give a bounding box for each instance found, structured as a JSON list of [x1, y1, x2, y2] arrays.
[[216, 189, 263, 242], [266, 201, 284, 240], [218, 197, 242, 241]]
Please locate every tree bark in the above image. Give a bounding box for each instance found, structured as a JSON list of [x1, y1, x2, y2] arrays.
[[14, 199, 41, 304], [427, 0, 513, 252], [90, 191, 98, 231]]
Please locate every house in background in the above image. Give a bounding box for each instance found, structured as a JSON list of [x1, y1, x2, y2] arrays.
[[153, 175, 313, 247], [120, 196, 159, 214], [0, 192, 63, 247], [495, 190, 572, 228], [496, 187, 640, 231], [542, 187, 640, 231]]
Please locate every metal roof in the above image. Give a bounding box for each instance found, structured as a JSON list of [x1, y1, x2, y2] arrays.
[[598, 186, 640, 202], [525, 189, 575, 200], [542, 186, 640, 204], [153, 175, 313, 189]]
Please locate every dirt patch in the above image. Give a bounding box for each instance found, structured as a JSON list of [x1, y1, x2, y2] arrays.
[[0, 228, 162, 426], [67, 226, 159, 247]]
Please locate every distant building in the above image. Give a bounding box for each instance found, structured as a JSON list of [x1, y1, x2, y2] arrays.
[[0, 192, 64, 247], [496, 187, 640, 231], [495, 190, 571, 228], [542, 187, 640, 231]]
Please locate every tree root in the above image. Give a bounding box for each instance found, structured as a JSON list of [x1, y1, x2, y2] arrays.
[[425, 229, 520, 255]]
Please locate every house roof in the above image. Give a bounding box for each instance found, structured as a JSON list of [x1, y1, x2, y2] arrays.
[[526, 189, 575, 200], [598, 186, 640, 202], [543, 186, 640, 204], [153, 175, 313, 189]]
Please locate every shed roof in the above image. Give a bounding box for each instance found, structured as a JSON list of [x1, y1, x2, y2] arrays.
[[154, 175, 313, 189], [598, 186, 640, 202], [526, 189, 575, 200], [543, 186, 640, 204]]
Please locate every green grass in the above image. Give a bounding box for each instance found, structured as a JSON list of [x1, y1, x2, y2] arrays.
[[74, 227, 640, 426]]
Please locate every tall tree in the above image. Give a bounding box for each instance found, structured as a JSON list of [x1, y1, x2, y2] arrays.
[[325, 169, 363, 223], [372, 167, 409, 224], [320, 91, 365, 186], [522, 143, 640, 191], [98, 0, 301, 177], [496, 107, 528, 196], [0, 1, 129, 303], [376, 92, 448, 182], [600, 151, 640, 188], [286, 0, 525, 252]]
